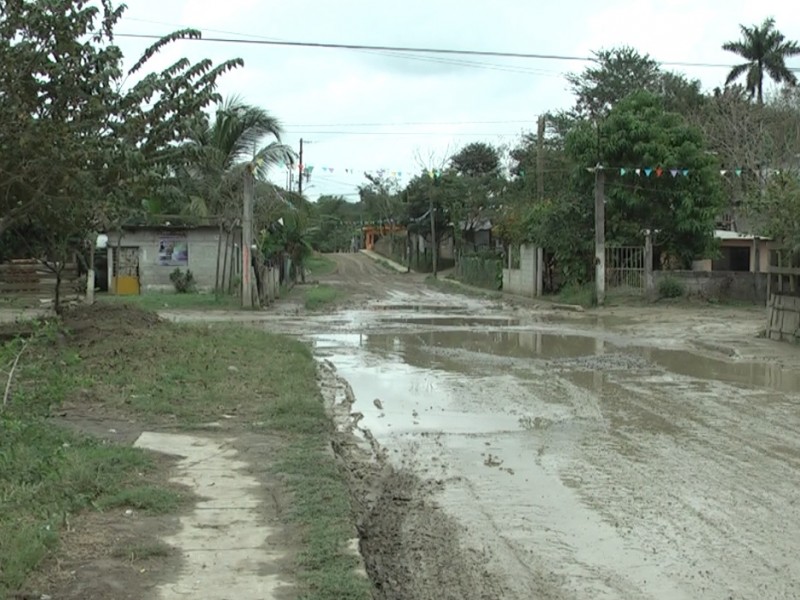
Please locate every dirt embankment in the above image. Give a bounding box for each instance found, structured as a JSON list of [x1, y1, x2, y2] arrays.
[[318, 361, 509, 600]]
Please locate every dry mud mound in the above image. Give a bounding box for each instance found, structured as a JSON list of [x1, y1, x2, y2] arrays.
[[62, 303, 161, 345], [320, 361, 510, 600]]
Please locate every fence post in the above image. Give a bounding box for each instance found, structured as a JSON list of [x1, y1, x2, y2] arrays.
[[644, 231, 655, 301], [535, 247, 544, 297]]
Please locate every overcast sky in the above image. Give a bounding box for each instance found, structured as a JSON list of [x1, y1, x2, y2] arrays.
[[115, 1, 800, 201]]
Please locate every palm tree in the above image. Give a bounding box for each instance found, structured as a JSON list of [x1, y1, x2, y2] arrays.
[[178, 96, 294, 293], [722, 18, 800, 104], [185, 95, 294, 216]]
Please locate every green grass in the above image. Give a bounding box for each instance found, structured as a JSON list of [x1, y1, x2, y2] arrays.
[[96, 486, 183, 514], [112, 541, 173, 561], [555, 283, 598, 308], [305, 285, 339, 311], [35, 322, 325, 426], [273, 437, 371, 600], [0, 416, 163, 594], [2, 307, 368, 598], [99, 292, 243, 311], [306, 255, 337, 277]]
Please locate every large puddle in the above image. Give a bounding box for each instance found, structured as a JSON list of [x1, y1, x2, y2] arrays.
[[316, 325, 800, 394], [312, 311, 800, 598]]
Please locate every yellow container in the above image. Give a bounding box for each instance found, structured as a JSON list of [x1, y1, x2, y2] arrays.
[[112, 276, 140, 295]]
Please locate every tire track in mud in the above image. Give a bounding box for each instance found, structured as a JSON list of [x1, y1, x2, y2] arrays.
[[318, 360, 512, 600]]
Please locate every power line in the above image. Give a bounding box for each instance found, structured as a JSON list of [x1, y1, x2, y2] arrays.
[[116, 32, 594, 62], [287, 119, 538, 127], [116, 31, 799, 71], [284, 131, 522, 136], [121, 18, 566, 77]]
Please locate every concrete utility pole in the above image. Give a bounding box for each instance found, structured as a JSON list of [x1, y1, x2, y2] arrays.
[[429, 197, 438, 278], [594, 165, 606, 306], [242, 167, 254, 308], [298, 138, 304, 195], [644, 229, 654, 301], [537, 115, 546, 201]]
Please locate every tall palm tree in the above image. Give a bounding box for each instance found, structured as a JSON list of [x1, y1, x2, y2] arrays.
[[722, 18, 800, 104], [175, 97, 294, 293], [184, 95, 294, 217]]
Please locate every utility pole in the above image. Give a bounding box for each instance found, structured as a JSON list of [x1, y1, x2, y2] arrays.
[[537, 115, 545, 201], [298, 138, 304, 195], [594, 165, 606, 306], [534, 115, 546, 296], [242, 166, 254, 308], [429, 196, 438, 278]]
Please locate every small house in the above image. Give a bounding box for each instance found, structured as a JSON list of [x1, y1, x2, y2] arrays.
[[690, 230, 773, 273], [104, 222, 241, 294]]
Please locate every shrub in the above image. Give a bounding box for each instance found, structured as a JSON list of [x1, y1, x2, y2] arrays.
[[169, 268, 196, 293], [658, 275, 685, 299]]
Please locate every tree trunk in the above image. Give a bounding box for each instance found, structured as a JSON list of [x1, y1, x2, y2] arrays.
[[228, 227, 241, 294], [114, 229, 123, 295], [54, 266, 63, 316], [214, 222, 224, 295]]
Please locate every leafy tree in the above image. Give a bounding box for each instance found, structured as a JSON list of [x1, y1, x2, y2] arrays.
[[445, 144, 505, 255], [723, 18, 800, 104], [308, 195, 363, 252], [403, 172, 457, 248], [566, 46, 704, 118], [256, 198, 313, 283], [567, 91, 724, 265], [695, 85, 800, 233], [0, 0, 244, 310], [358, 172, 402, 225], [500, 195, 594, 287], [450, 142, 500, 177], [750, 173, 800, 253]]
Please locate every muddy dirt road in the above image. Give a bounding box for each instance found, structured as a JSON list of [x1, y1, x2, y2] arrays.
[[170, 253, 800, 599]]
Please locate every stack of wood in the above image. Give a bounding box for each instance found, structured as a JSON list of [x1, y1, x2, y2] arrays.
[[0, 259, 85, 305], [766, 294, 800, 342]]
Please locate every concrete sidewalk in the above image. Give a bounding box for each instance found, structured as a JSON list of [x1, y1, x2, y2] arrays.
[[359, 249, 408, 273]]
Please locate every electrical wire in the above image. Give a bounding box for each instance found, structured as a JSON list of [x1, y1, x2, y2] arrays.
[[283, 130, 523, 136], [287, 119, 538, 127], [116, 29, 800, 72], [120, 18, 568, 77]]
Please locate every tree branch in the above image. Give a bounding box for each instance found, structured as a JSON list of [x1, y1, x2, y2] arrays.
[[2, 340, 28, 410]]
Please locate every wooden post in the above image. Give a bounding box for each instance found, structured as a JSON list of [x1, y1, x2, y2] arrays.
[[242, 168, 254, 309], [594, 166, 606, 306], [767, 249, 772, 305]]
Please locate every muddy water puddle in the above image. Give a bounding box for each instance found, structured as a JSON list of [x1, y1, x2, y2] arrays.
[[313, 312, 800, 599]]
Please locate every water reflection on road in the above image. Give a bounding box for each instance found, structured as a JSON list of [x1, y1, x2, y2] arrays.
[[312, 311, 800, 599]]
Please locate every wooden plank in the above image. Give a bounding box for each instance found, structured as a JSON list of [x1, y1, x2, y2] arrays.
[[767, 266, 800, 276], [0, 262, 78, 271]]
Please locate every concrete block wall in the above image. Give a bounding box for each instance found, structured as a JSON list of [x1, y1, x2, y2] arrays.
[[112, 227, 226, 293], [502, 244, 540, 297], [653, 271, 767, 303]]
